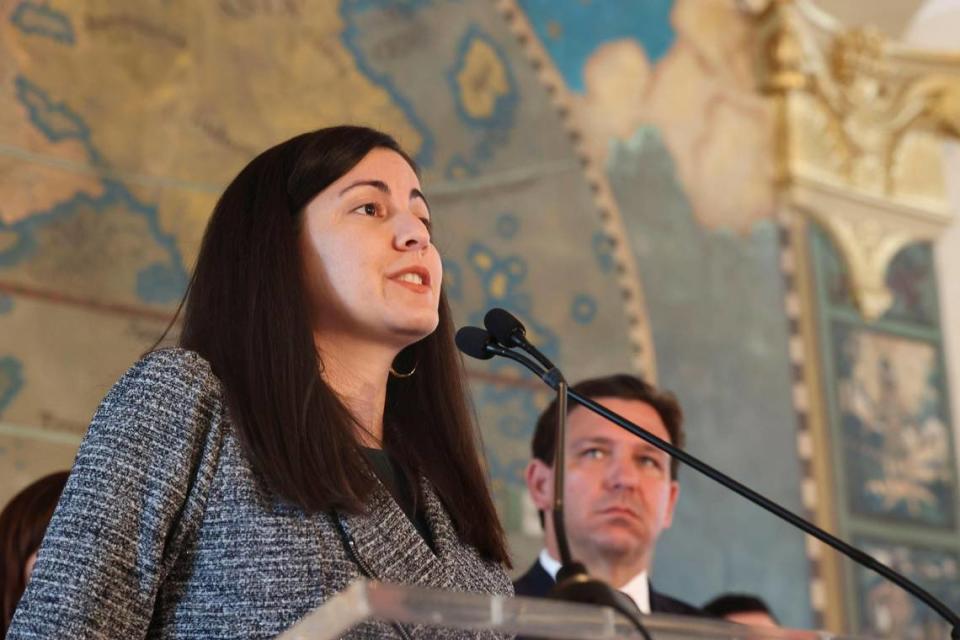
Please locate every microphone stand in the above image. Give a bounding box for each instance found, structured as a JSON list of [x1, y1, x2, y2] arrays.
[[462, 337, 653, 636], [551, 380, 573, 566], [464, 316, 960, 640], [548, 379, 654, 640], [544, 378, 651, 640]]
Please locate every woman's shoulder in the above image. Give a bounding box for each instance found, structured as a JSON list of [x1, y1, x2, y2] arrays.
[[129, 346, 217, 377], [72, 348, 233, 488], [119, 347, 223, 398], [92, 348, 227, 436]]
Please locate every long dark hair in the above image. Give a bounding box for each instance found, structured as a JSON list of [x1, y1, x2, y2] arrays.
[[1, 471, 69, 635], [178, 125, 509, 565]]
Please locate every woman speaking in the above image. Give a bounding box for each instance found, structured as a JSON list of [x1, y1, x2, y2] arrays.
[[8, 126, 512, 639]]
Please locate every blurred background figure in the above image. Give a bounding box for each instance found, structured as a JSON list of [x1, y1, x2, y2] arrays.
[[703, 592, 780, 628], [0, 471, 68, 637]]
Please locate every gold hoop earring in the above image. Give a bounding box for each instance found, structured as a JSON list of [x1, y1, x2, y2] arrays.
[[389, 361, 418, 378]]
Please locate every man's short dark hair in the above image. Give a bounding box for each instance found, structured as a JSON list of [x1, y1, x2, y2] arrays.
[[702, 593, 779, 623], [531, 373, 685, 480]]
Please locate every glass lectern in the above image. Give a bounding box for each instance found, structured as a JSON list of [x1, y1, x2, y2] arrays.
[[277, 580, 860, 639]]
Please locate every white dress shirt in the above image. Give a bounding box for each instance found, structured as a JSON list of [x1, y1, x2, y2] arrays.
[[537, 549, 651, 614]]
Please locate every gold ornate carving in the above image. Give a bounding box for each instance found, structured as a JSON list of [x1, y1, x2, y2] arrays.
[[742, 4, 960, 630], [745, 0, 960, 321]]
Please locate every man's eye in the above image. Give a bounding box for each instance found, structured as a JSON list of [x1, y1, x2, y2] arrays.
[[639, 456, 662, 469], [581, 448, 605, 459]]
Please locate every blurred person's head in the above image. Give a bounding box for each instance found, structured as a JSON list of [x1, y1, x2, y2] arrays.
[[703, 593, 780, 628], [525, 374, 684, 587], [0, 471, 69, 634]]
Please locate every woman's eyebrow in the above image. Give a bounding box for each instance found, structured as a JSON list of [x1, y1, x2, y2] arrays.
[[338, 182, 430, 215], [339, 179, 389, 196], [412, 188, 431, 215]]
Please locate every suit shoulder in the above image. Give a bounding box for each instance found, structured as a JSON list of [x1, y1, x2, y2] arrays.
[[512, 561, 554, 598]]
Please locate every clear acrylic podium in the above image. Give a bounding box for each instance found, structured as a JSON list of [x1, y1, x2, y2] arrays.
[[277, 580, 860, 639]]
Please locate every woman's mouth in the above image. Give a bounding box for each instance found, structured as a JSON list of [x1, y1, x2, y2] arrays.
[[388, 267, 432, 293], [396, 272, 424, 285]]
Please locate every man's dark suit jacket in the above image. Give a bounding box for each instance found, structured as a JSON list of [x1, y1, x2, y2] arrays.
[[513, 560, 706, 617]]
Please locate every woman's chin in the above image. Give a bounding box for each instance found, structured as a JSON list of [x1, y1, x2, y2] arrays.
[[387, 313, 439, 342]]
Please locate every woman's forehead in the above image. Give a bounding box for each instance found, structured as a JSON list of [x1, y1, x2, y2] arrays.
[[333, 148, 421, 191]]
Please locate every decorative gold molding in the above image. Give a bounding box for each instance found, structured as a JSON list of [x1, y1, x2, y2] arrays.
[[746, 0, 960, 321], [743, 1, 960, 633], [789, 175, 950, 319]]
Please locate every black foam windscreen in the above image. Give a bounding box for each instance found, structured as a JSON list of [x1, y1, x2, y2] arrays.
[[483, 307, 524, 347], [454, 326, 495, 360]]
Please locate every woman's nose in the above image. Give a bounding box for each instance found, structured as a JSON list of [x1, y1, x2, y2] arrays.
[[394, 212, 430, 251]]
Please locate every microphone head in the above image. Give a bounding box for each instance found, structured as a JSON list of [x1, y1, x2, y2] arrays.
[[483, 307, 526, 347], [455, 326, 495, 360]]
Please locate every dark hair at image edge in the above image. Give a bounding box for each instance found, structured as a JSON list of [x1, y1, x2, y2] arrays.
[[0, 471, 69, 635], [175, 125, 509, 565], [702, 593, 779, 623]]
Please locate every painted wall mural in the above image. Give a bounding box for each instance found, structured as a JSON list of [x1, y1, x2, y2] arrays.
[[2, 0, 958, 634], [856, 539, 960, 639], [812, 224, 960, 638], [836, 326, 955, 528]]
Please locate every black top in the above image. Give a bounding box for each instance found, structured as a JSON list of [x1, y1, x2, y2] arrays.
[[362, 447, 435, 551], [513, 560, 709, 617]]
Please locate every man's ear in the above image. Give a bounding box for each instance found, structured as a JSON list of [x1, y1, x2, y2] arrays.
[[662, 481, 680, 530], [525, 458, 554, 511]]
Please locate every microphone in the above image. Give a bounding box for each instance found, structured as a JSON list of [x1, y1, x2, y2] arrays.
[[454, 326, 496, 360], [459, 311, 960, 639], [483, 308, 564, 388], [455, 327, 559, 388], [483, 307, 527, 349]]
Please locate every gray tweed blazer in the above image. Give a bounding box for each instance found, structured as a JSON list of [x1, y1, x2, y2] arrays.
[[8, 349, 512, 639]]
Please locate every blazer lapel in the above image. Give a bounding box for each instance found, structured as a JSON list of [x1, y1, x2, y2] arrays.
[[337, 477, 457, 590], [418, 475, 461, 560], [419, 478, 513, 596]]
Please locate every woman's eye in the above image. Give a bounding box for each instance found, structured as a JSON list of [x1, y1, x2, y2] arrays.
[[354, 203, 378, 216]]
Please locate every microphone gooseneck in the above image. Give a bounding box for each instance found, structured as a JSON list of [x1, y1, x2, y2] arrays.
[[457, 319, 652, 639], [457, 310, 960, 639]]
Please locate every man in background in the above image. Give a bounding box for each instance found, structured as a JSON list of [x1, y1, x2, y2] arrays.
[[514, 374, 702, 616]]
